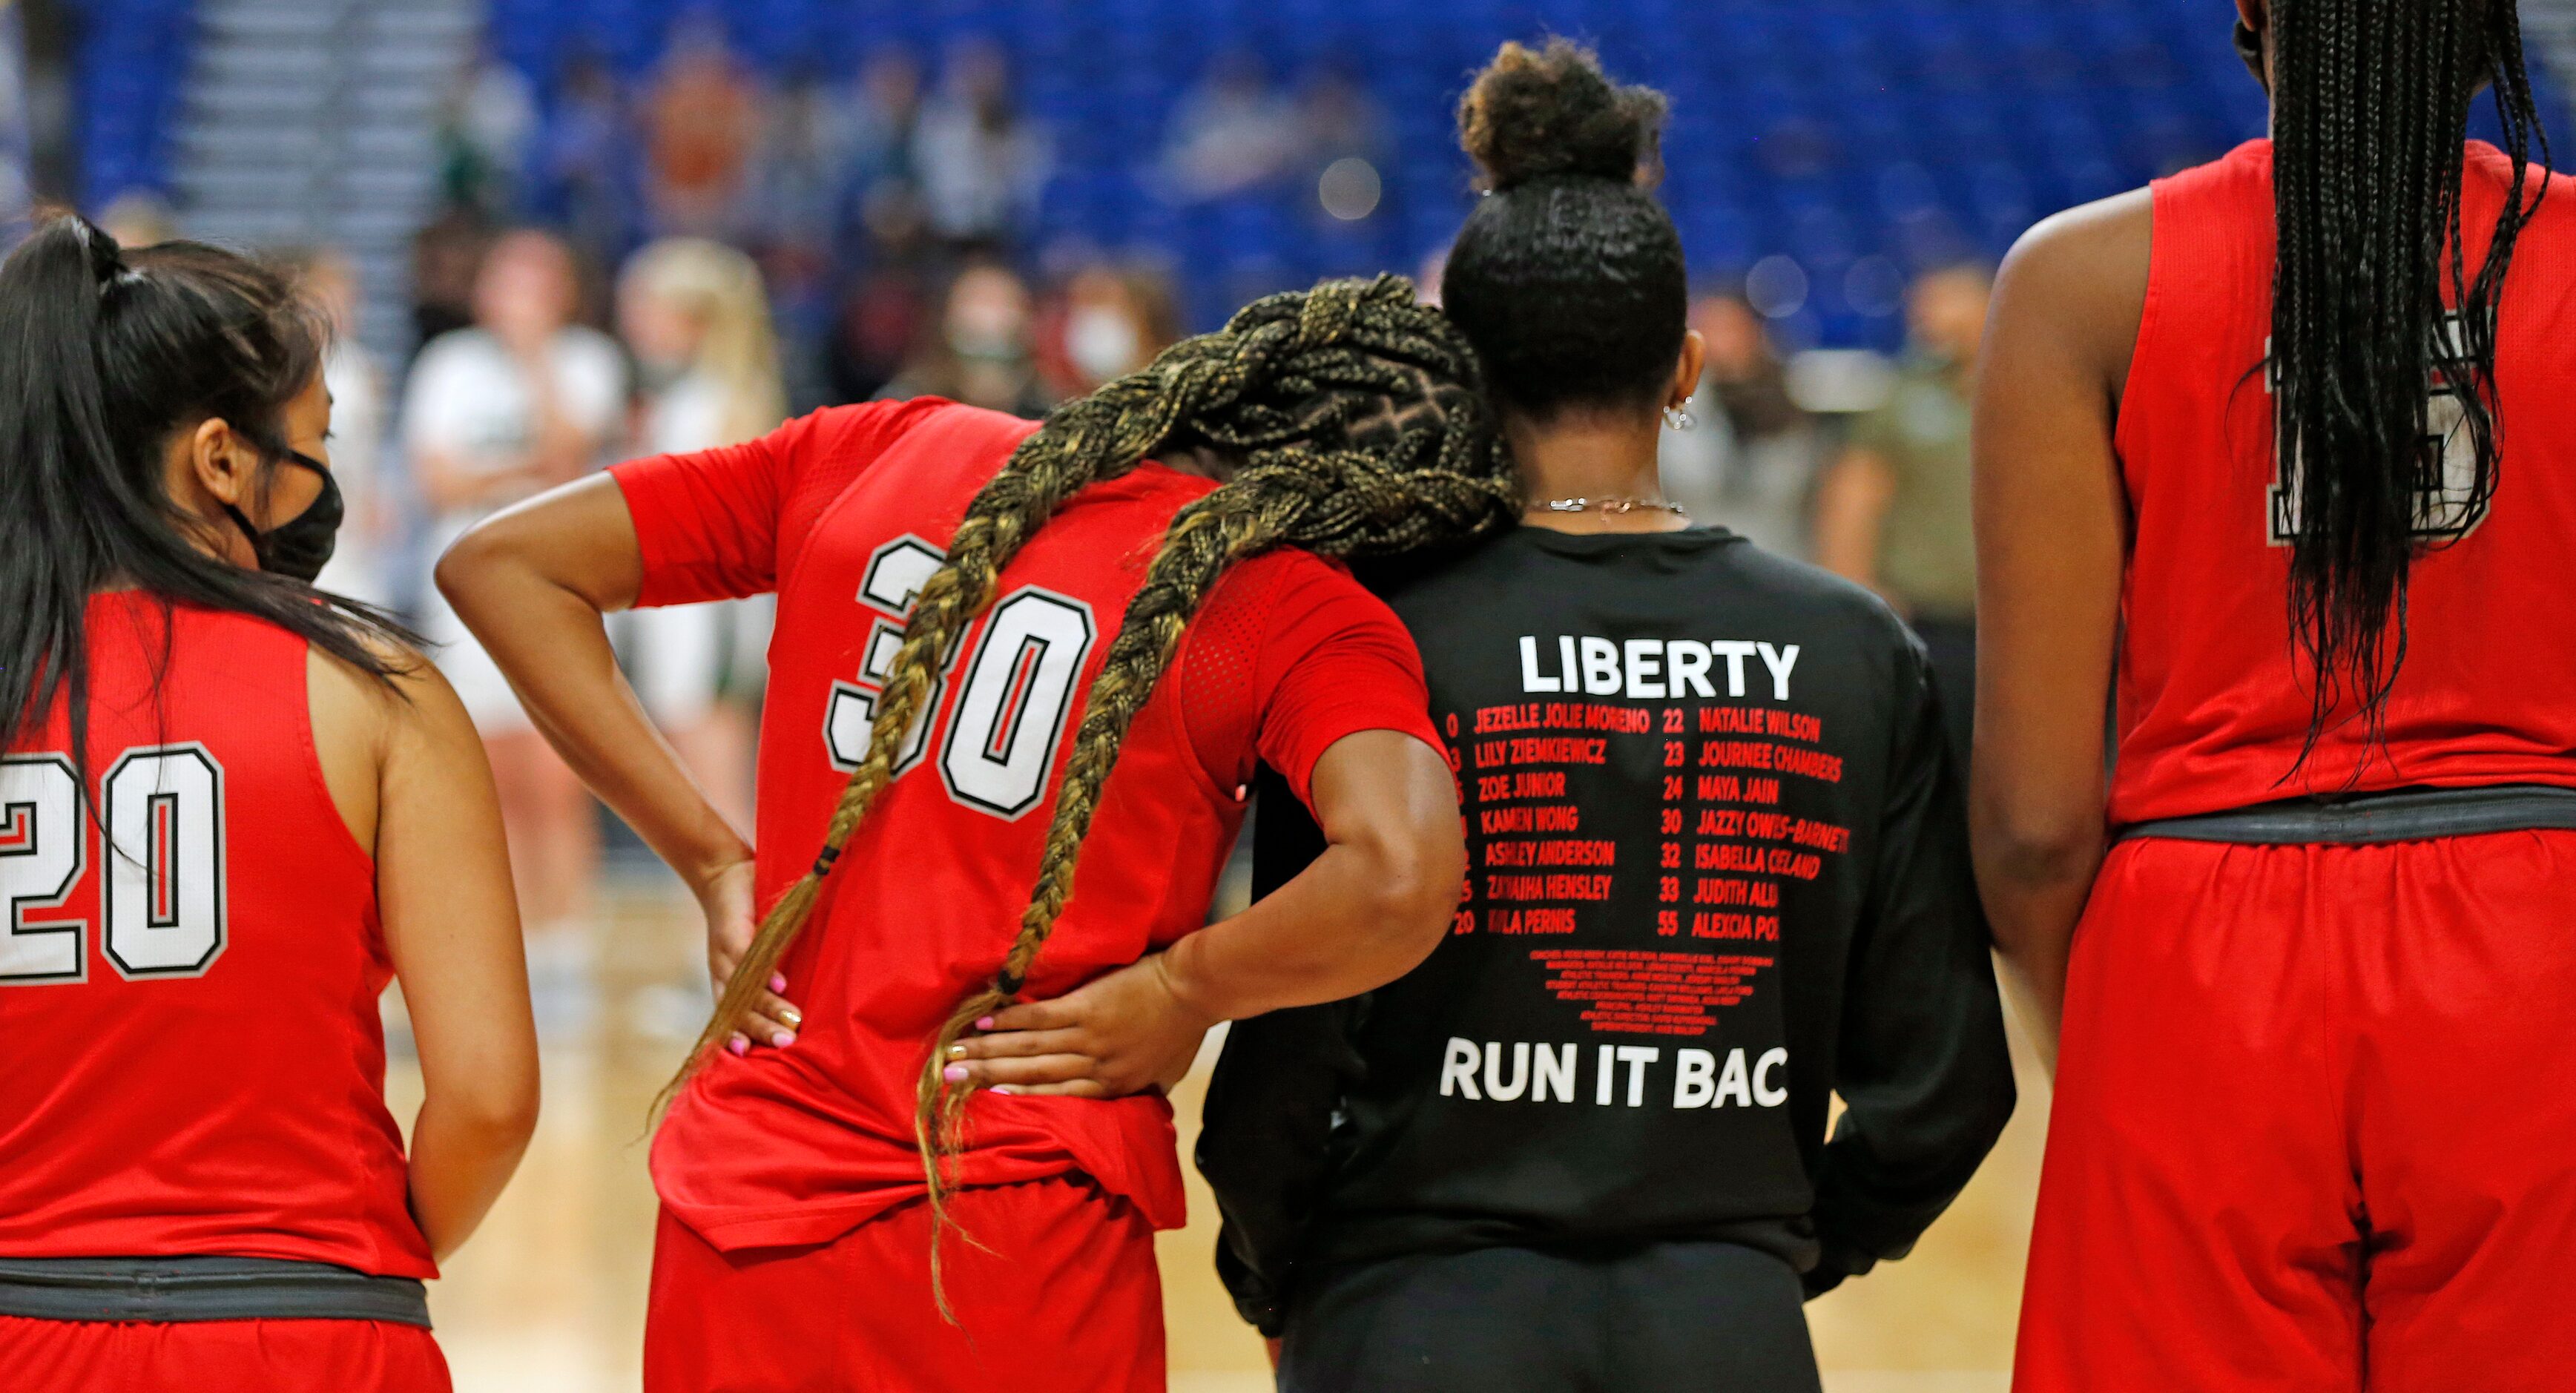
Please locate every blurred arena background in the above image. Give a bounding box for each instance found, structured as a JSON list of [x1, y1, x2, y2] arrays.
[[12, 1, 2576, 1389]]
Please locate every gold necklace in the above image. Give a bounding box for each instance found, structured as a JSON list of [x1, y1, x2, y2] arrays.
[[1527, 496, 1691, 518]]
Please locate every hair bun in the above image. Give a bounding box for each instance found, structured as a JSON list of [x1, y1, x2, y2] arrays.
[[1457, 39, 1667, 191]]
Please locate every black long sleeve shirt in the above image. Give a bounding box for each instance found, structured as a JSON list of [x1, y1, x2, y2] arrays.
[[1196, 527, 2015, 1335]]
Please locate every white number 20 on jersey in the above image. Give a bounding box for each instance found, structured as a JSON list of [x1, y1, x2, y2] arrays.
[[0, 744, 227, 984], [824, 536, 1098, 821]]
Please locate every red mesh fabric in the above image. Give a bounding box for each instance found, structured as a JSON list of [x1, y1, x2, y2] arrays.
[[1171, 551, 1440, 806]]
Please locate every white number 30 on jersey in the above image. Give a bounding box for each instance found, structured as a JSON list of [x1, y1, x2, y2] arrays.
[[823, 536, 1097, 821], [0, 744, 227, 984]]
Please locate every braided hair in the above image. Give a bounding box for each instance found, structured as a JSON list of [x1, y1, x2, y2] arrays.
[[669, 274, 1514, 1294], [2262, 0, 2549, 757]]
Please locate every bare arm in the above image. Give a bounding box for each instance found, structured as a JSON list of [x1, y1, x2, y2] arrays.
[[434, 475, 797, 1047], [1814, 445, 1897, 596], [1969, 191, 2147, 1069], [314, 648, 540, 1262], [949, 731, 1466, 1097]]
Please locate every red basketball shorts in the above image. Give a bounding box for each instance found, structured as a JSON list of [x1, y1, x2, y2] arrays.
[[644, 1174, 1165, 1393], [0, 1313, 448, 1393], [2015, 831, 2576, 1392]]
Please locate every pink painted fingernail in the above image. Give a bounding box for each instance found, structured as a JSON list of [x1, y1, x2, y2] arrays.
[[727, 1035, 748, 1057], [975, 1016, 996, 1030], [769, 974, 788, 992], [771, 1030, 796, 1048], [990, 1087, 1015, 1096], [943, 1064, 968, 1082]]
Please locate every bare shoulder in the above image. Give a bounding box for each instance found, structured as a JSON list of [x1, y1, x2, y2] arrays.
[[307, 633, 482, 804], [1992, 188, 2155, 389], [2003, 188, 2152, 286]]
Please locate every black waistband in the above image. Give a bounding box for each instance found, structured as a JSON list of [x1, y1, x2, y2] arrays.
[[2117, 785, 2576, 846], [0, 1257, 431, 1328]]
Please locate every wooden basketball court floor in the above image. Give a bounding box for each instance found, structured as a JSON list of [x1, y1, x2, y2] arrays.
[[389, 877, 2046, 1392]]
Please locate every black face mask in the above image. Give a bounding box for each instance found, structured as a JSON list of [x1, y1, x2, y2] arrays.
[[221, 449, 343, 583]]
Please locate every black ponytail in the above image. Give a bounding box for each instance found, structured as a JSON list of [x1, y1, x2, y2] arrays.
[[2265, 0, 2549, 756], [0, 215, 415, 771]]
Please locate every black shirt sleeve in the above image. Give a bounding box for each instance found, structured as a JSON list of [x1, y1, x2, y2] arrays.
[[1806, 635, 2017, 1297], [1194, 765, 1353, 1336]]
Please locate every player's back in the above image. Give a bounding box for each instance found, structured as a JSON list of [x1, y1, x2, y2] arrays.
[[2112, 139, 2576, 824], [0, 593, 429, 1277], [617, 400, 1440, 1251]]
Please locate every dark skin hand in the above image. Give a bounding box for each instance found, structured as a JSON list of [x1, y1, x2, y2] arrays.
[[1969, 188, 2148, 1071], [944, 729, 1466, 1097]]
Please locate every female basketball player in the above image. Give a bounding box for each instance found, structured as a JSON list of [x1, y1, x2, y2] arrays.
[[438, 274, 1515, 1390], [0, 219, 538, 1392], [1132, 42, 2008, 1392], [1974, 2, 2575, 1386]]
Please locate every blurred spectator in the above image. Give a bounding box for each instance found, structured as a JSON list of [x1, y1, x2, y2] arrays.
[[280, 247, 393, 607], [645, 18, 759, 238], [409, 208, 488, 354], [911, 39, 1048, 251], [1299, 62, 1388, 172], [406, 230, 626, 932], [1813, 263, 1992, 763], [749, 67, 851, 398], [96, 188, 174, 248], [1162, 52, 1305, 202], [826, 267, 926, 404], [1033, 261, 1181, 398], [612, 238, 786, 831], [754, 68, 851, 255], [1657, 291, 1822, 559], [435, 43, 536, 219], [535, 49, 633, 266], [840, 46, 925, 246], [881, 260, 1050, 416]]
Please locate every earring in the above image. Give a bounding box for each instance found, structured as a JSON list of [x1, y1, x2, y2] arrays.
[[1663, 401, 1697, 432]]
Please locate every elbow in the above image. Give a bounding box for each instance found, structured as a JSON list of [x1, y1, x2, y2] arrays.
[[1971, 809, 2104, 890], [457, 1071, 542, 1153], [423, 1043, 542, 1153], [1359, 820, 1466, 969], [431, 518, 503, 611]]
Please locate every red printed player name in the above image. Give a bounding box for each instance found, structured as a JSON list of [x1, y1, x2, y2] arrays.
[[1692, 740, 1843, 783], [1533, 948, 1776, 1037], [1475, 771, 1569, 802], [1693, 809, 1850, 853], [1473, 737, 1609, 767], [1696, 706, 1823, 742], [1484, 873, 1615, 901], [1483, 839, 1617, 867], [1475, 702, 1653, 734]]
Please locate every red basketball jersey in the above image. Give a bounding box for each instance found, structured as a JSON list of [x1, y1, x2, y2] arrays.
[[612, 400, 1443, 1251], [2111, 139, 2576, 825], [0, 595, 430, 1277]]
